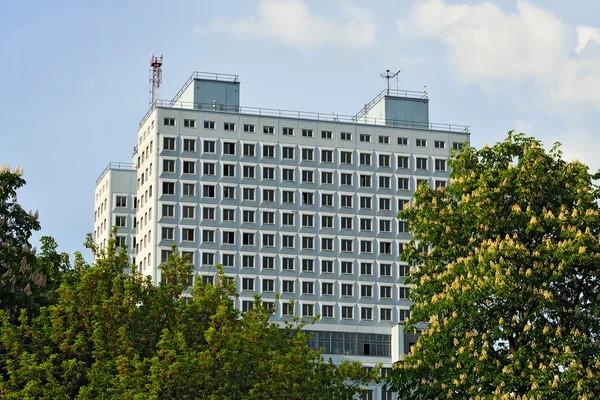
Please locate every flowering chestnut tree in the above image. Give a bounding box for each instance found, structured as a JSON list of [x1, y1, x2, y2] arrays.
[[386, 133, 600, 399]]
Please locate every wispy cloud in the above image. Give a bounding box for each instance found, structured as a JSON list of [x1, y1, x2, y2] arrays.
[[202, 0, 377, 50], [396, 0, 600, 111]]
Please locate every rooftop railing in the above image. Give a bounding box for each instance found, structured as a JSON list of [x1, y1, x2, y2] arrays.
[[352, 88, 429, 122], [95, 162, 135, 185], [139, 99, 469, 133], [171, 71, 240, 105]]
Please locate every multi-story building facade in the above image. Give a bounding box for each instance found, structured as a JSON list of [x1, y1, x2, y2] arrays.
[[93, 163, 137, 257], [96, 71, 469, 399]]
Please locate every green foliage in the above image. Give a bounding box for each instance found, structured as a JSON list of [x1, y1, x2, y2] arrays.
[[0, 167, 70, 321], [1, 233, 377, 399], [386, 132, 600, 399]]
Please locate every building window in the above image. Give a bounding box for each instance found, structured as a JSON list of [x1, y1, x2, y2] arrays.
[[243, 188, 255, 201], [302, 258, 314, 271], [224, 122, 236, 131], [341, 283, 353, 296], [302, 170, 314, 183], [360, 218, 372, 231], [263, 126, 274, 134], [321, 238, 333, 251], [360, 175, 371, 187], [321, 260, 333, 273], [341, 261, 353, 274], [301, 148, 314, 161], [341, 306, 353, 319], [301, 214, 314, 227], [163, 137, 175, 151], [302, 129, 313, 138], [322, 305, 334, 318], [182, 183, 195, 196], [182, 228, 195, 242], [360, 197, 372, 210], [263, 257, 275, 269], [434, 140, 446, 149], [223, 231, 235, 245], [341, 173, 352, 186], [223, 142, 236, 155], [243, 124, 255, 133], [341, 217, 352, 230], [202, 229, 214, 243], [340, 151, 353, 164], [360, 240, 373, 254], [263, 145, 275, 158], [183, 138, 196, 151], [283, 257, 294, 270], [399, 309, 411, 322], [203, 162, 215, 176], [359, 134, 371, 142], [243, 165, 255, 179], [115, 236, 126, 247], [283, 213, 295, 226], [416, 157, 428, 170], [380, 263, 391, 276], [398, 178, 410, 190], [282, 127, 294, 136], [223, 186, 235, 199], [341, 195, 352, 208], [379, 135, 390, 144], [379, 176, 390, 189], [380, 241, 392, 254], [263, 189, 275, 202], [341, 239, 353, 252], [242, 232, 254, 246], [183, 161, 195, 174], [282, 146, 295, 159], [282, 302, 294, 316], [321, 130, 332, 139], [435, 159, 446, 171], [302, 281, 314, 295], [263, 167, 274, 180], [283, 168, 295, 182], [321, 150, 333, 163], [453, 142, 464, 150], [282, 235, 294, 248], [263, 279, 274, 292], [380, 219, 391, 232], [263, 211, 274, 224], [360, 153, 371, 166], [162, 182, 175, 195], [322, 282, 333, 295], [204, 120, 216, 129], [302, 192, 314, 205], [162, 227, 174, 240], [220, 254, 233, 267], [116, 196, 127, 207], [203, 140, 215, 153], [263, 233, 274, 247], [182, 205, 195, 219], [282, 280, 295, 293], [361, 307, 373, 320], [282, 191, 295, 204], [416, 138, 427, 147], [380, 286, 392, 299], [341, 132, 352, 141], [162, 204, 174, 217], [203, 207, 215, 220], [242, 210, 255, 223], [242, 278, 255, 291], [302, 236, 314, 250], [436, 180, 447, 189], [243, 144, 256, 157], [183, 119, 196, 128], [321, 215, 333, 228], [399, 287, 411, 299], [163, 117, 175, 126], [380, 308, 392, 321], [202, 185, 215, 198], [360, 262, 372, 276], [302, 304, 314, 317], [379, 198, 391, 210], [163, 159, 175, 173], [379, 154, 390, 167], [321, 172, 333, 185]]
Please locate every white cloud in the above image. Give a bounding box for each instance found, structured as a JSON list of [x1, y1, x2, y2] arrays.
[[396, 0, 600, 110], [206, 0, 377, 49], [545, 127, 600, 173]]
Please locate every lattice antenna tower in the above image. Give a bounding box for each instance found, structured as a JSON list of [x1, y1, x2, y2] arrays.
[[149, 54, 164, 105], [381, 69, 401, 95]]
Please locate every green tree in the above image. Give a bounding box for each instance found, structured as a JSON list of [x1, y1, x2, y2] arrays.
[[386, 133, 600, 399], [0, 166, 71, 321], [1, 234, 378, 399]]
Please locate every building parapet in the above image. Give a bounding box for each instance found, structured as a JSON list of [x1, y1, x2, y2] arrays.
[[95, 162, 135, 186], [138, 99, 469, 133]]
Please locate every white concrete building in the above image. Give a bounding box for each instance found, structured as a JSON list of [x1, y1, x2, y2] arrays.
[[95, 71, 470, 399]]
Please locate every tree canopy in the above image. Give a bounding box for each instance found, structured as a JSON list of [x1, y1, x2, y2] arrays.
[[386, 133, 600, 399], [1, 235, 378, 399]]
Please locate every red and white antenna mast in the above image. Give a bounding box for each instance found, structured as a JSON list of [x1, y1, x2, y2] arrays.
[[149, 53, 163, 105]]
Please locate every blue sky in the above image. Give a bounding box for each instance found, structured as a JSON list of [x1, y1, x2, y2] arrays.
[[3, 0, 600, 258]]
